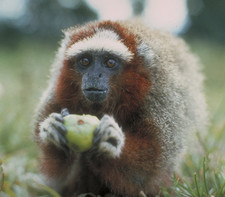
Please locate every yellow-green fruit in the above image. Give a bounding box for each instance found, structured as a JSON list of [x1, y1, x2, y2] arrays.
[[63, 114, 100, 152]]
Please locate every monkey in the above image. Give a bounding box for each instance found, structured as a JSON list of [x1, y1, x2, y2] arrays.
[[33, 20, 208, 197]]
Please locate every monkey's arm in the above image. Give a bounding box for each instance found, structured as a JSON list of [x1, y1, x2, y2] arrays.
[[34, 103, 78, 191], [35, 109, 169, 195], [87, 116, 169, 196]]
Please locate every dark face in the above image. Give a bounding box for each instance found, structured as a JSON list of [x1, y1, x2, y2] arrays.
[[74, 51, 123, 103]]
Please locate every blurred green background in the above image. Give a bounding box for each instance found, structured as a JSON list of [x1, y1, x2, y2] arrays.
[[0, 0, 225, 196]]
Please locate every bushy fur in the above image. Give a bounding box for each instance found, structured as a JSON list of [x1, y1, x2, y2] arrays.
[[33, 20, 207, 197]]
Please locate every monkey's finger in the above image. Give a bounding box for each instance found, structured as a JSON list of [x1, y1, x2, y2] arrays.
[[49, 113, 64, 123], [93, 133, 102, 145], [61, 108, 70, 117], [48, 128, 68, 146], [55, 115, 64, 123], [51, 122, 67, 136]]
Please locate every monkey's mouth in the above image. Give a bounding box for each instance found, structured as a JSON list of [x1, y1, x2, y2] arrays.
[[85, 87, 107, 93], [83, 88, 108, 103]]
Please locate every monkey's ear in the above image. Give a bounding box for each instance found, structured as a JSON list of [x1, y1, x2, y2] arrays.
[[137, 41, 156, 67]]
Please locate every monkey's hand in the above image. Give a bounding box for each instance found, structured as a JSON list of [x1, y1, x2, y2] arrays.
[[39, 113, 68, 151], [93, 115, 125, 158]]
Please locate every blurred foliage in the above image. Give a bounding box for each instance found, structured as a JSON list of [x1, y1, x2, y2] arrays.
[[1, 0, 225, 43], [25, 0, 97, 37], [0, 40, 57, 196], [131, 0, 146, 16], [187, 0, 225, 43], [0, 0, 97, 44]]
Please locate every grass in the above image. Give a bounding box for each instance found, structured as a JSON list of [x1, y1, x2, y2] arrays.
[[0, 38, 225, 197]]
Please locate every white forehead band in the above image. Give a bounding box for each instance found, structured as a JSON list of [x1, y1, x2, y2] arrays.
[[66, 29, 134, 61]]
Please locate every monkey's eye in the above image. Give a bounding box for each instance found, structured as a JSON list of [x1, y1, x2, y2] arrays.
[[80, 57, 90, 66], [106, 59, 116, 68]]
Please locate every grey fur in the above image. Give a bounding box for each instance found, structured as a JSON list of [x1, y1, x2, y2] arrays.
[[124, 20, 208, 167]]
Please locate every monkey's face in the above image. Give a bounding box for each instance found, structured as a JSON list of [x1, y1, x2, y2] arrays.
[[56, 22, 151, 114], [75, 51, 123, 103], [62, 28, 134, 105]]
